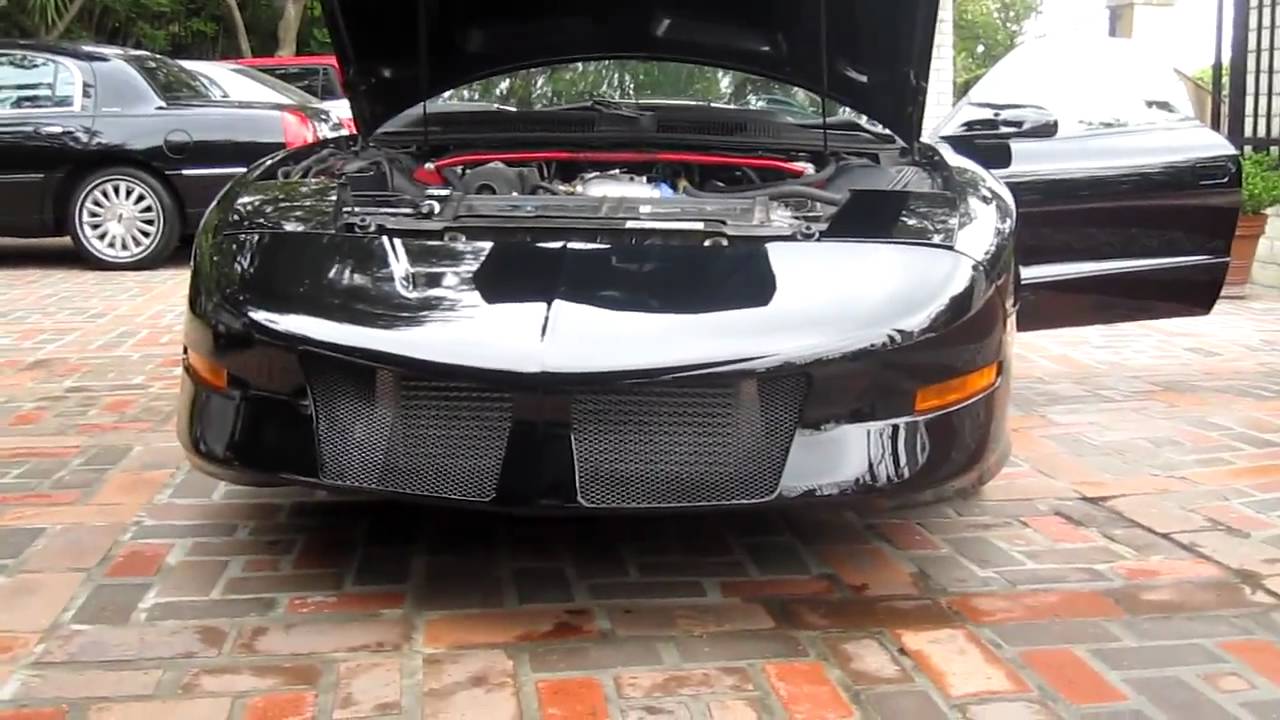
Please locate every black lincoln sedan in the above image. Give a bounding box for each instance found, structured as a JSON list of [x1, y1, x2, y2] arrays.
[[179, 0, 1241, 512], [0, 41, 343, 269]]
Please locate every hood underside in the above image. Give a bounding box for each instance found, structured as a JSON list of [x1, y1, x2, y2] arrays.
[[320, 0, 940, 145]]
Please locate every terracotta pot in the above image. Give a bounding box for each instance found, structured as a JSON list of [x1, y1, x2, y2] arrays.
[[1223, 213, 1268, 299]]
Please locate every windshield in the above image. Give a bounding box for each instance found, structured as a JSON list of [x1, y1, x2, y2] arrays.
[[127, 55, 215, 102], [229, 66, 320, 105], [435, 60, 858, 121], [955, 38, 1196, 136]]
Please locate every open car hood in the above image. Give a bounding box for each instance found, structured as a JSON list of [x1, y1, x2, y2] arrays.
[[320, 0, 940, 145]]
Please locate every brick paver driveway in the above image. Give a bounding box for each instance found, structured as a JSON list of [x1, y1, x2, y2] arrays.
[[2, 237, 1280, 720]]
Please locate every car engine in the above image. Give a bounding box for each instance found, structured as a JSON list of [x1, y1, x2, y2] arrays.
[[274, 145, 931, 240], [569, 171, 679, 199]]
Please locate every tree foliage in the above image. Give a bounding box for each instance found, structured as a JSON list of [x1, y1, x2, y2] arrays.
[[1, 0, 87, 39], [1192, 64, 1230, 98], [954, 0, 1042, 98], [1242, 151, 1280, 215], [0, 0, 332, 58], [8, 0, 1046, 112]]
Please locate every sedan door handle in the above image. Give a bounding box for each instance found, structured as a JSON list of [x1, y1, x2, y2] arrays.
[[1194, 161, 1234, 186], [35, 125, 69, 136]]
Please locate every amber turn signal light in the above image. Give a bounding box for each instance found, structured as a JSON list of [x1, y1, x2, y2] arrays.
[[184, 349, 228, 391], [914, 363, 1000, 414]]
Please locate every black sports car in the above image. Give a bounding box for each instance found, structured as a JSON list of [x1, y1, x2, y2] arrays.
[[179, 1, 1241, 511], [0, 41, 344, 269]]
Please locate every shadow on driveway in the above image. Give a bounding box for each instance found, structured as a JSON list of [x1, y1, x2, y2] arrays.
[[0, 236, 192, 270]]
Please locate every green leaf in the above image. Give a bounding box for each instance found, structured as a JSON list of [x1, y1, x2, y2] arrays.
[[954, 0, 1043, 97], [1242, 151, 1280, 215]]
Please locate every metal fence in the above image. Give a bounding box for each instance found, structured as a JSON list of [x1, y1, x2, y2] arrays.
[[1225, 0, 1279, 148]]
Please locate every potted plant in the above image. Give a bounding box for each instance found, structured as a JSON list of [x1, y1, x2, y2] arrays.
[[1227, 152, 1280, 298]]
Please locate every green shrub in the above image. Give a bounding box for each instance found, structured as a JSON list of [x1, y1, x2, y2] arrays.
[[1242, 152, 1280, 215]]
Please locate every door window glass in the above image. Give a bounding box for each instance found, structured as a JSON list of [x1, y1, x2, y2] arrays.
[[951, 38, 1196, 137], [317, 67, 344, 100], [0, 53, 80, 111]]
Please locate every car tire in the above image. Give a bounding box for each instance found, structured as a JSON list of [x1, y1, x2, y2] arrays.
[[67, 167, 181, 270]]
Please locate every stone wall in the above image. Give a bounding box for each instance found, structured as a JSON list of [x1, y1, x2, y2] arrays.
[[923, 0, 956, 133]]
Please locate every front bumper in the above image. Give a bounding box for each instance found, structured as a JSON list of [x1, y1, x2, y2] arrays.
[[181, 233, 1013, 512], [177, 359, 1010, 513]]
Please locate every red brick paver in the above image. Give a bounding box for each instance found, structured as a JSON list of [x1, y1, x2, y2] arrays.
[[2, 240, 1280, 718], [1020, 647, 1128, 706], [762, 661, 857, 720], [536, 677, 610, 720]]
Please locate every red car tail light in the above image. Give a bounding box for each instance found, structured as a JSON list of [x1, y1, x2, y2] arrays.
[[281, 109, 319, 149]]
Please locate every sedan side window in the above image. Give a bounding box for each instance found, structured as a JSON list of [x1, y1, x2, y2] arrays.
[[0, 52, 81, 112], [947, 38, 1196, 137]]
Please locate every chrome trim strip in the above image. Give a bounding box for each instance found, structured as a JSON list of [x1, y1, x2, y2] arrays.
[[174, 167, 249, 177], [1021, 256, 1224, 284], [0, 173, 44, 181]]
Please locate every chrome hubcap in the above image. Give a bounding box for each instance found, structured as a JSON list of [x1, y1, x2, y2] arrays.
[[78, 178, 162, 261]]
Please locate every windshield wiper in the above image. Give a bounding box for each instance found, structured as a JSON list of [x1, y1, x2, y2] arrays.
[[542, 97, 651, 118], [794, 116, 899, 143]]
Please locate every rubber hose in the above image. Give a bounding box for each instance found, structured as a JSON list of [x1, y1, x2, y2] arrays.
[[683, 185, 847, 206], [701, 159, 840, 193]]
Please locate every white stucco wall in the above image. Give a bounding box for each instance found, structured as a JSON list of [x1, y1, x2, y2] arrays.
[[923, 0, 956, 133], [1255, 211, 1280, 290]]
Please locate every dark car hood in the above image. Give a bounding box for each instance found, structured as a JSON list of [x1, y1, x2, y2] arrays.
[[320, 0, 940, 145]]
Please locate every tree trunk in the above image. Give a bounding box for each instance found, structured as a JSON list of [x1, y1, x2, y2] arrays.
[[275, 0, 307, 57], [221, 0, 253, 57], [44, 0, 88, 41], [88, 1, 103, 38]]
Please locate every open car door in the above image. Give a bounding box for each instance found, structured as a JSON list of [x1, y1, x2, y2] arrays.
[[935, 37, 1241, 332]]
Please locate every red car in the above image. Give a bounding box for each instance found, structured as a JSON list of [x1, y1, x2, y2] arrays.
[[232, 55, 353, 131]]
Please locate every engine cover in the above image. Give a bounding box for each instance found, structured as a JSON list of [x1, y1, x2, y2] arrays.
[[576, 172, 676, 198]]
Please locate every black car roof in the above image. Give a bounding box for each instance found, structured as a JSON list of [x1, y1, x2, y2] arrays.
[[0, 39, 154, 62]]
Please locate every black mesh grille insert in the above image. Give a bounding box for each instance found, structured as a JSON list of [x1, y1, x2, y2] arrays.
[[304, 358, 513, 501], [571, 376, 808, 508]]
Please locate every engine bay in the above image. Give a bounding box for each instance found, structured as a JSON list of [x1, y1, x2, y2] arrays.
[[274, 144, 935, 239]]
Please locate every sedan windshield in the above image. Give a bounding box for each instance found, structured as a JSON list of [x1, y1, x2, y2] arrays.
[[126, 55, 215, 102]]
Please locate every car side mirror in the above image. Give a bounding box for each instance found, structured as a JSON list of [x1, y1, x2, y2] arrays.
[[940, 103, 1059, 142], [935, 103, 1058, 171]]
